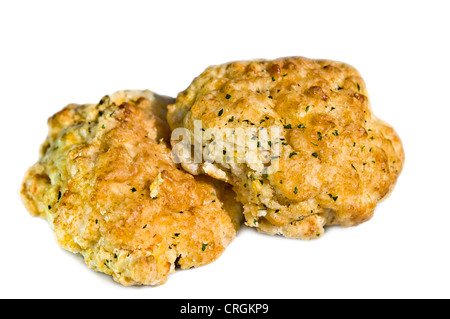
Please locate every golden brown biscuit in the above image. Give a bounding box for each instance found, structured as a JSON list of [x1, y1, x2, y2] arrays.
[[167, 57, 404, 239], [21, 90, 242, 286]]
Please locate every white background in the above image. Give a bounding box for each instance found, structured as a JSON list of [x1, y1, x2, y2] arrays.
[[1, 0, 449, 299]]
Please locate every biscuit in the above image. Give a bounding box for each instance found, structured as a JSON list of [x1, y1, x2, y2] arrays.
[[21, 90, 242, 286], [167, 57, 404, 239]]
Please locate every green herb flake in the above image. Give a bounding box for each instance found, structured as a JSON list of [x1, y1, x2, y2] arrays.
[[357, 83, 361, 92], [218, 109, 224, 116], [131, 187, 137, 192], [311, 142, 319, 146], [294, 187, 298, 194], [143, 224, 147, 229], [152, 197, 158, 200], [351, 164, 357, 172], [202, 243, 208, 252], [48, 205, 52, 210], [272, 76, 276, 82], [312, 152, 319, 158], [228, 116, 234, 123], [225, 94, 231, 99], [284, 124, 292, 129], [332, 130, 339, 136], [328, 194, 338, 201], [298, 124, 306, 129], [317, 132, 323, 141], [305, 105, 310, 112], [268, 95, 273, 99], [289, 151, 298, 158], [174, 233, 180, 237], [102, 124, 105, 129]]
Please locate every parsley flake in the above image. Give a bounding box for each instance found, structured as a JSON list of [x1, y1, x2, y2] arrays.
[[328, 194, 338, 201]]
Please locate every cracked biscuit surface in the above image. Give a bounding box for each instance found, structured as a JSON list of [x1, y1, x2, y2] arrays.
[[167, 57, 404, 239], [21, 90, 242, 286]]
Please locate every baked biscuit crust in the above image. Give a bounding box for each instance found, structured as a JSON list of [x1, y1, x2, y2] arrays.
[[21, 90, 242, 286], [167, 57, 404, 239]]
